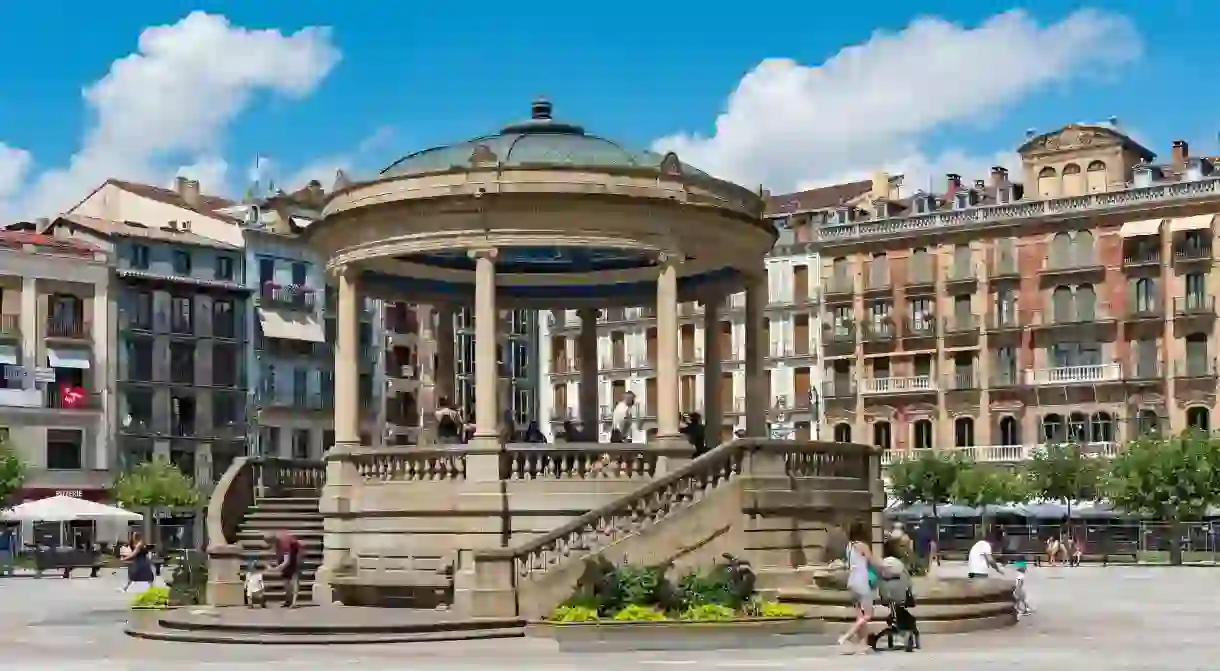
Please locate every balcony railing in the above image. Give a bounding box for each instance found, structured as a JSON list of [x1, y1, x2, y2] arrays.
[[1173, 243, 1213, 263], [986, 253, 1019, 279], [882, 442, 1122, 466], [46, 315, 86, 339], [861, 375, 935, 395], [1122, 247, 1161, 267], [817, 176, 1220, 243], [942, 314, 979, 334], [1032, 306, 1113, 327], [990, 369, 1022, 387], [904, 317, 937, 338], [947, 262, 977, 284], [1174, 295, 1215, 316], [986, 311, 1020, 331], [43, 388, 100, 410], [1041, 253, 1103, 274], [822, 323, 856, 343], [0, 314, 18, 338], [1127, 357, 1161, 379], [1126, 298, 1163, 320], [1025, 363, 1121, 385], [947, 372, 977, 390], [862, 319, 895, 341], [769, 343, 795, 358], [1174, 358, 1217, 378], [904, 262, 935, 287], [824, 276, 853, 295], [260, 283, 316, 311], [864, 269, 891, 292]]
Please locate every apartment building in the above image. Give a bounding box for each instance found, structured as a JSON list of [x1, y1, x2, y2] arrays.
[[218, 183, 409, 452], [817, 122, 1220, 462], [534, 178, 899, 442], [0, 230, 112, 502], [455, 307, 538, 433]]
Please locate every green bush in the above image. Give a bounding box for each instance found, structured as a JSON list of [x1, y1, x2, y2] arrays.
[[131, 586, 170, 610], [612, 604, 668, 621], [167, 552, 208, 606], [680, 603, 736, 621], [550, 605, 600, 622]]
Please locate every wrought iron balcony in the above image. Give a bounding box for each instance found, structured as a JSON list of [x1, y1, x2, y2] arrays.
[[946, 262, 977, 285], [1174, 358, 1217, 378], [903, 317, 937, 338], [862, 318, 896, 342], [942, 314, 979, 334], [1126, 356, 1162, 380], [986, 252, 1019, 280], [1125, 297, 1163, 320], [821, 379, 857, 398], [47, 315, 87, 339], [985, 310, 1021, 331], [1040, 253, 1104, 275], [0, 314, 19, 339], [260, 283, 317, 311], [1122, 247, 1161, 267], [824, 275, 854, 296], [822, 323, 856, 344], [1174, 295, 1215, 317], [1173, 242, 1213, 263]]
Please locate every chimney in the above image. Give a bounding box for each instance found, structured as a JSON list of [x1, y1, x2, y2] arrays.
[[974, 179, 986, 191], [946, 173, 962, 194], [1173, 140, 1189, 166], [871, 170, 889, 201], [990, 166, 1009, 187], [176, 176, 201, 207]]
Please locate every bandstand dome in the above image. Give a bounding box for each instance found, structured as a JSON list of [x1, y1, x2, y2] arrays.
[[305, 98, 773, 308]]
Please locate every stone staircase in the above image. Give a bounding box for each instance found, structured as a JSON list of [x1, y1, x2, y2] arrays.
[[234, 493, 323, 604]]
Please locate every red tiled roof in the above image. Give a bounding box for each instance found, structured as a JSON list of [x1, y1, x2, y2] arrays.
[[764, 180, 873, 215], [0, 229, 99, 257]]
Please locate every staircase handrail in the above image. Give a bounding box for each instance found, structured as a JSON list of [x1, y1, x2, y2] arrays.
[[205, 456, 325, 555], [473, 438, 874, 570]]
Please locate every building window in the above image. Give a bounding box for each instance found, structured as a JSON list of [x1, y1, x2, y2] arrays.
[[1137, 410, 1160, 437], [1086, 160, 1107, 192], [172, 250, 191, 275], [292, 429, 311, 459], [259, 258, 275, 285], [215, 256, 235, 281], [913, 419, 933, 450], [290, 262, 307, 287], [1068, 412, 1088, 443], [1042, 414, 1064, 443], [169, 342, 195, 384], [130, 244, 150, 270], [125, 338, 154, 381], [323, 430, 335, 452], [998, 416, 1020, 446], [1075, 284, 1097, 321], [954, 417, 975, 447], [1091, 412, 1115, 443], [1061, 163, 1083, 196], [1187, 407, 1210, 432], [1073, 231, 1095, 266], [1134, 278, 1157, 313], [123, 389, 154, 433], [1037, 166, 1057, 198], [214, 392, 242, 428], [1049, 232, 1071, 268], [872, 421, 891, 450], [46, 429, 83, 470], [261, 426, 280, 457], [130, 291, 153, 330], [213, 300, 235, 338], [1186, 273, 1207, 308], [170, 395, 196, 437], [833, 423, 851, 443], [170, 296, 192, 334]]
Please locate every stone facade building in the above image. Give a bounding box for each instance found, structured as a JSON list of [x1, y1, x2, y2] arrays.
[[813, 123, 1220, 462]]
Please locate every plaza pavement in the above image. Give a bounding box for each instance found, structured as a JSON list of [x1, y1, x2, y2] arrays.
[[0, 563, 1213, 670]]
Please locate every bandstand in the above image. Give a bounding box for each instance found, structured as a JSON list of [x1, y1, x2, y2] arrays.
[[203, 100, 882, 623]]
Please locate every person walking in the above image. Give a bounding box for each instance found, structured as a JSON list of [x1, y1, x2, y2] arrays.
[[968, 529, 1005, 579], [610, 391, 635, 443], [838, 521, 885, 654], [124, 532, 156, 591]]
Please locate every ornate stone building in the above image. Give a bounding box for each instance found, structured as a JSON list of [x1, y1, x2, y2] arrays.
[[813, 123, 1220, 463]]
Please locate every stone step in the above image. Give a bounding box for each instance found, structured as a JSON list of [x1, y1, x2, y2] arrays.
[[125, 622, 524, 645], [240, 520, 323, 532], [235, 532, 323, 545], [252, 501, 320, 513], [244, 510, 323, 520]]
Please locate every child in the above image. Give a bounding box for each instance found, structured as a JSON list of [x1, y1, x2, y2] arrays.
[[871, 539, 920, 652], [244, 560, 267, 608], [1013, 560, 1033, 617]]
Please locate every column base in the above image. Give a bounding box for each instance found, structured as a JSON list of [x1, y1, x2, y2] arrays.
[[649, 435, 695, 475]]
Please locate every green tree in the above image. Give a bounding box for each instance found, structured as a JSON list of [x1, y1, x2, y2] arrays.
[[0, 440, 26, 509], [114, 459, 201, 541], [1022, 443, 1099, 520], [887, 451, 968, 545], [1103, 431, 1220, 565], [951, 463, 1027, 534]]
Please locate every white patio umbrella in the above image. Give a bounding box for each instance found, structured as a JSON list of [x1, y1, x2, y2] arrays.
[[1, 495, 141, 522]]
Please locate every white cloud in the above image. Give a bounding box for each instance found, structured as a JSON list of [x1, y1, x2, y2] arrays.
[[654, 9, 1141, 193], [275, 125, 396, 192], [0, 144, 31, 202], [175, 156, 230, 192], [2, 11, 341, 218]]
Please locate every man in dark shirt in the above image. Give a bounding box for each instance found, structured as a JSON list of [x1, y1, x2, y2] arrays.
[[264, 532, 301, 608]]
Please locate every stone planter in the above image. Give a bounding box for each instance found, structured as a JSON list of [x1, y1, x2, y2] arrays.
[[780, 575, 1017, 635], [526, 617, 835, 652]]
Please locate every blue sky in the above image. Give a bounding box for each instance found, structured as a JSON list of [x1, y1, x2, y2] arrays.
[[0, 1, 1214, 217]]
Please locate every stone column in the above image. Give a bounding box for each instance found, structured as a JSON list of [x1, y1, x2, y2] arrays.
[[316, 265, 362, 605], [471, 249, 499, 445], [417, 304, 438, 443], [436, 305, 456, 403], [578, 308, 599, 439], [744, 272, 767, 436], [702, 297, 723, 445], [655, 257, 681, 440]]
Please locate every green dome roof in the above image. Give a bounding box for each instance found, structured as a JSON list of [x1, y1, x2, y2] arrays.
[[379, 99, 712, 179]]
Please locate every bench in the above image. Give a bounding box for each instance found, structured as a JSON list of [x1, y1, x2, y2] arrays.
[[32, 548, 103, 578]]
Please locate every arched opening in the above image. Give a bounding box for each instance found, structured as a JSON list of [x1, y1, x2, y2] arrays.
[[999, 415, 1020, 446], [913, 419, 934, 450], [1137, 409, 1161, 437], [1091, 411, 1114, 443], [1068, 411, 1089, 443], [954, 416, 975, 448], [1061, 163, 1083, 196], [1042, 413, 1064, 444], [833, 423, 852, 443], [1052, 286, 1073, 323], [1050, 232, 1071, 268], [1073, 230, 1095, 266], [1187, 407, 1210, 432], [873, 421, 891, 450], [1075, 284, 1097, 321], [1038, 166, 1058, 198], [1086, 160, 1107, 193]]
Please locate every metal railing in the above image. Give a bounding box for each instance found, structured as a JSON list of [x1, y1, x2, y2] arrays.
[[1174, 295, 1215, 316], [260, 283, 316, 311]]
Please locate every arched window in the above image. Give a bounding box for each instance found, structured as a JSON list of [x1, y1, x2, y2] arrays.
[[833, 423, 852, 443], [1042, 413, 1064, 443], [1073, 230, 1095, 266], [1134, 278, 1157, 314], [1086, 160, 1107, 193], [1052, 286, 1074, 323], [873, 421, 892, 450], [1049, 232, 1072, 268], [1075, 284, 1097, 321], [999, 416, 1020, 446], [1068, 412, 1089, 443], [1187, 407, 1210, 432], [1038, 166, 1058, 198], [954, 417, 975, 448], [913, 419, 934, 450], [1137, 409, 1161, 437], [1091, 411, 1114, 443], [1061, 163, 1083, 196]]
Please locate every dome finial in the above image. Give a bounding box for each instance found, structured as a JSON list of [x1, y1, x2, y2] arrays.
[[531, 97, 553, 121]]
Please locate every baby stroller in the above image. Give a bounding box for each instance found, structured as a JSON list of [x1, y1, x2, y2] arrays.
[[867, 559, 920, 652]]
